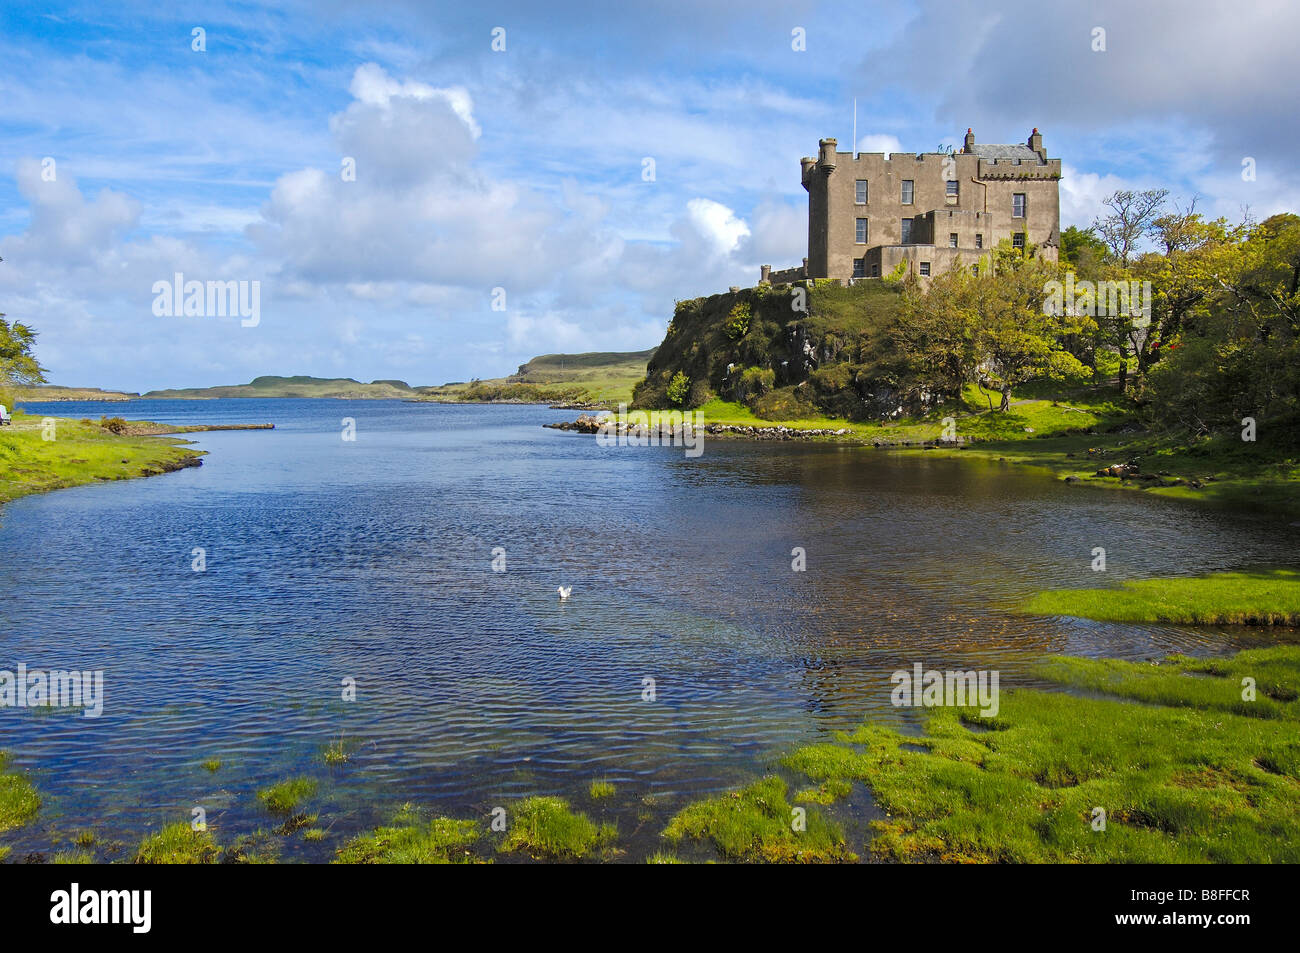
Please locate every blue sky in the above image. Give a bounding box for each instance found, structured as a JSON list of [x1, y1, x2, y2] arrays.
[[2, 0, 1296, 390]]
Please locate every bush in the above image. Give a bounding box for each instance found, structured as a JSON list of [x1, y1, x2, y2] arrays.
[[724, 302, 752, 341], [666, 371, 691, 407], [99, 416, 129, 434]]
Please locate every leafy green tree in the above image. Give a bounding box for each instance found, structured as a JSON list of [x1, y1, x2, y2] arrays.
[[974, 244, 1091, 411], [1060, 225, 1107, 276]]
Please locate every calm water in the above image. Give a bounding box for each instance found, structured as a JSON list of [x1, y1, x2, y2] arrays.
[[3, 398, 1298, 861]]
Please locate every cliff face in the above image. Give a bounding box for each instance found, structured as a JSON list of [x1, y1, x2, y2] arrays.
[[632, 281, 942, 421]]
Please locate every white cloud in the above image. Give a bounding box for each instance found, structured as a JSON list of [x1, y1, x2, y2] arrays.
[[685, 198, 750, 255]]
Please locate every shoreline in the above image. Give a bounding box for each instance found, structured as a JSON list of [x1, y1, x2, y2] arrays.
[[0, 413, 257, 506]]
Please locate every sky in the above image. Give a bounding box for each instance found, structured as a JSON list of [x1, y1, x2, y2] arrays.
[[1, 0, 1297, 391]]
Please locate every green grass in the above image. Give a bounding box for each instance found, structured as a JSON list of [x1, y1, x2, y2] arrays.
[[1023, 569, 1300, 626], [201, 758, 221, 773], [0, 752, 40, 834], [663, 776, 856, 863], [257, 777, 318, 815], [778, 646, 1300, 863], [0, 413, 202, 504], [588, 779, 616, 800], [133, 822, 221, 864], [499, 796, 616, 859], [336, 817, 483, 864], [51, 849, 95, 864]]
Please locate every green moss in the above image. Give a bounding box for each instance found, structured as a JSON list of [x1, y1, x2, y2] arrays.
[[201, 759, 221, 773], [588, 779, 616, 800], [336, 817, 483, 864], [133, 822, 220, 864], [794, 778, 853, 805], [663, 776, 856, 863], [1022, 569, 1300, 625], [0, 752, 40, 833], [258, 777, 317, 815], [499, 796, 616, 859], [781, 646, 1300, 863]]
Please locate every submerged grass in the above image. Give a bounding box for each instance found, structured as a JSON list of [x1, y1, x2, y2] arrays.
[[133, 822, 220, 864], [258, 777, 318, 815], [1022, 569, 1300, 626], [0, 752, 40, 834], [336, 817, 483, 864], [779, 646, 1300, 863], [499, 796, 616, 860], [663, 775, 856, 863]]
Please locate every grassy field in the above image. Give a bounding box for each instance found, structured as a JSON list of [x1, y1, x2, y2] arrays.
[[0, 412, 203, 505], [1022, 569, 1300, 625]]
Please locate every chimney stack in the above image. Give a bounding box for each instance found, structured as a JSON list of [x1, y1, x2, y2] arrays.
[[1028, 127, 1043, 158], [963, 128, 975, 153]]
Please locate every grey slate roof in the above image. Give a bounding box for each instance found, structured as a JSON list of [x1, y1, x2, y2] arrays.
[[971, 143, 1043, 162]]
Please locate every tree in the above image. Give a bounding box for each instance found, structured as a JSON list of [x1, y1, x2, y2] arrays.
[[895, 264, 981, 404], [1, 256, 48, 390], [1060, 225, 1107, 276], [1093, 189, 1169, 266], [974, 244, 1091, 411]]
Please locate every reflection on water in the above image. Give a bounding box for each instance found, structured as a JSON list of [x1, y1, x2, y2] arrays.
[[2, 399, 1297, 860]]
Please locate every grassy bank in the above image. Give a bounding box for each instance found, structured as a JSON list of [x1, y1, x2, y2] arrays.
[[0, 412, 204, 505], [1023, 569, 1300, 626], [774, 645, 1300, 863]]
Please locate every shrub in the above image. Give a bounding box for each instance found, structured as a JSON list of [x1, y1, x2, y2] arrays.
[[724, 301, 752, 341], [666, 371, 691, 407]]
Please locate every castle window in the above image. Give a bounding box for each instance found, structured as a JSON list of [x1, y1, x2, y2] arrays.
[[946, 180, 959, 198], [949, 233, 959, 248], [855, 179, 868, 204], [972, 264, 980, 276], [919, 261, 931, 276], [1012, 193, 1026, 218], [872, 263, 880, 277], [900, 218, 913, 243], [1013, 232, 1026, 249], [975, 233, 983, 249], [853, 258, 865, 278], [901, 180, 914, 205], [856, 218, 868, 243]]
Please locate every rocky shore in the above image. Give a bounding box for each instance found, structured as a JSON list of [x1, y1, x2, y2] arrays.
[[545, 413, 852, 440]]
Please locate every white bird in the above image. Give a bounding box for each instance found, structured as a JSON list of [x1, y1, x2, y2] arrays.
[[557, 586, 572, 601]]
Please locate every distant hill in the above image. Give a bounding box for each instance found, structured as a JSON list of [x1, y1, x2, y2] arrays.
[[419, 348, 657, 405], [35, 349, 660, 405], [143, 376, 419, 400], [19, 384, 138, 402]]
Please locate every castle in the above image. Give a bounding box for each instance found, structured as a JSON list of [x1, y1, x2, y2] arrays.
[[761, 128, 1061, 285]]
